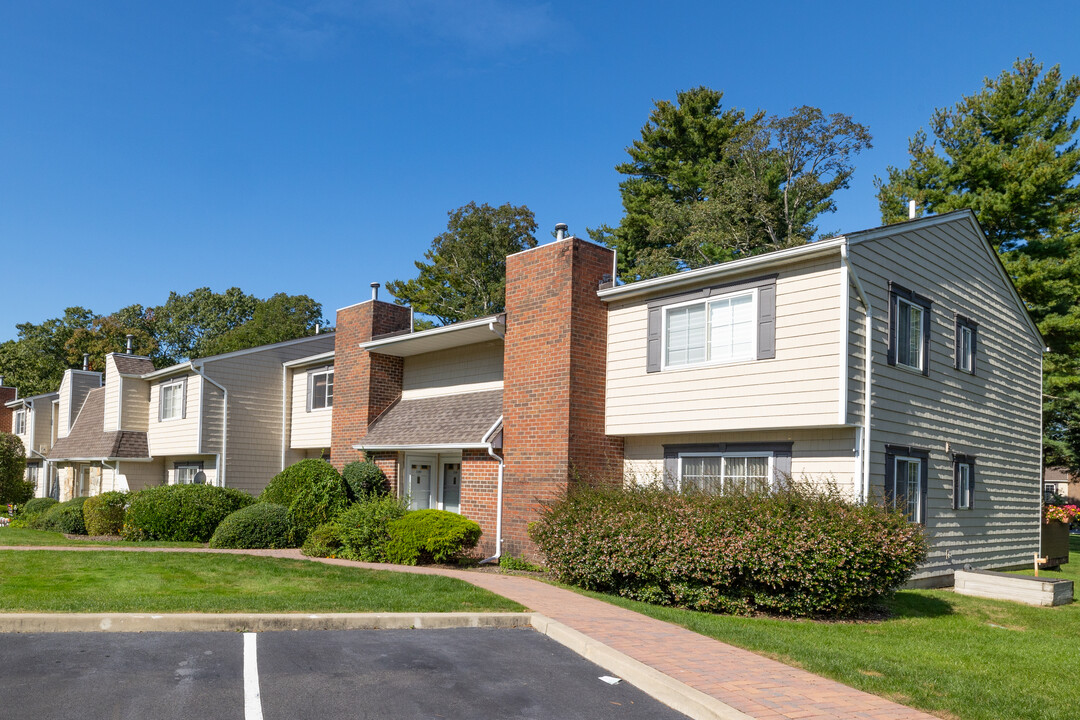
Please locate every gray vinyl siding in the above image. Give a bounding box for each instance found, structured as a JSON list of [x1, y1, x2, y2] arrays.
[[606, 257, 844, 435], [846, 281, 866, 426], [201, 335, 335, 496], [849, 218, 1043, 579], [201, 379, 224, 455]]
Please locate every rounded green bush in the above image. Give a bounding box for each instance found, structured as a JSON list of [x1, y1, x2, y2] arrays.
[[22, 497, 58, 516], [0, 432, 32, 505], [331, 494, 409, 562], [385, 510, 482, 565], [300, 521, 345, 558], [37, 497, 90, 535], [122, 484, 255, 542], [342, 461, 389, 499], [529, 484, 928, 618], [209, 503, 295, 549], [83, 491, 130, 536], [259, 459, 348, 544]]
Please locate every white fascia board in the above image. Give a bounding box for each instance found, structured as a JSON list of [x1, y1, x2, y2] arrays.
[[353, 443, 491, 452], [141, 362, 194, 381], [360, 314, 505, 353], [283, 350, 336, 368], [597, 238, 845, 303]]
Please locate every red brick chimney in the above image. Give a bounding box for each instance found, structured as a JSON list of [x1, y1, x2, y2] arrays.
[[0, 380, 16, 434], [329, 298, 412, 469], [500, 236, 624, 556]]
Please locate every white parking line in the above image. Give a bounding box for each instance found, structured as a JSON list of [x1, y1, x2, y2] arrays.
[[243, 633, 264, 720]]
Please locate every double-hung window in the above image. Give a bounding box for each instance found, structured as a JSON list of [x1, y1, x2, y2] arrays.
[[26, 462, 40, 488], [955, 316, 978, 375], [678, 452, 773, 494], [953, 455, 975, 510], [888, 283, 932, 375], [175, 462, 204, 485], [13, 410, 26, 435], [663, 290, 756, 369], [885, 445, 929, 524], [308, 368, 333, 411], [159, 380, 185, 421]]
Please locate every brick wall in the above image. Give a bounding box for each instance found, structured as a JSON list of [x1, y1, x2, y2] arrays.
[[0, 386, 15, 434], [460, 448, 500, 557], [501, 237, 624, 557], [329, 300, 411, 469], [369, 451, 399, 495]]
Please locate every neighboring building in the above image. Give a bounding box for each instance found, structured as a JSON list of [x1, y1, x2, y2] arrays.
[[45, 333, 336, 500], [4, 387, 60, 498], [1044, 466, 1079, 504]]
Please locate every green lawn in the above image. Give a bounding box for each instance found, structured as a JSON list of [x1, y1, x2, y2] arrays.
[[0, 528, 204, 547], [0, 550, 524, 614], [580, 536, 1080, 720]]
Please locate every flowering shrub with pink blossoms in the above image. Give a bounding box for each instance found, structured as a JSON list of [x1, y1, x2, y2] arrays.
[[530, 482, 927, 618]]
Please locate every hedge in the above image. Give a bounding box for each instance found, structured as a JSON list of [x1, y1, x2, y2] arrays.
[[342, 461, 389, 499], [36, 497, 90, 535], [300, 522, 345, 558], [259, 459, 348, 543], [12, 497, 58, 527], [303, 494, 409, 562], [122, 484, 254, 542], [385, 510, 482, 565], [83, 491, 130, 536], [529, 483, 927, 618], [0, 432, 31, 505], [209, 503, 295, 549]]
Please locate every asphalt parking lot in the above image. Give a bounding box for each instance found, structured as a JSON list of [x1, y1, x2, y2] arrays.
[[1, 628, 690, 720]]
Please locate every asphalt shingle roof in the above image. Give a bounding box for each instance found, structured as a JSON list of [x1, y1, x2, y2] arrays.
[[112, 355, 156, 375], [360, 390, 502, 447], [47, 387, 150, 461]]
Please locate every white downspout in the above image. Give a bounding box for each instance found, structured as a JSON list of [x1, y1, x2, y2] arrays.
[[841, 241, 873, 503], [281, 363, 288, 472], [479, 416, 505, 564], [191, 363, 228, 487]]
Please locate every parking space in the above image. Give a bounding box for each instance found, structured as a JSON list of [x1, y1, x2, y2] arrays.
[[1, 628, 689, 720]]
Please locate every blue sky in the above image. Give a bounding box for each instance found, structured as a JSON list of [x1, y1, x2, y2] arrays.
[[2, 1, 1078, 340]]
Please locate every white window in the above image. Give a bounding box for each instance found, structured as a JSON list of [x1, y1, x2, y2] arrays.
[[895, 456, 923, 523], [896, 298, 924, 370], [13, 410, 26, 435], [26, 462, 41, 488], [955, 462, 971, 510], [958, 326, 973, 372], [664, 290, 756, 369], [175, 463, 204, 484], [160, 381, 184, 421], [309, 369, 333, 410], [678, 452, 773, 493]]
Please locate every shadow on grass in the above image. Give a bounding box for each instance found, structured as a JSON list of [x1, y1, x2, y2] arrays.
[[1070, 533, 1080, 554], [888, 591, 956, 619]]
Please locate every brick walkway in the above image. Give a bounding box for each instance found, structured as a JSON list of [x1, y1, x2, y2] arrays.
[[1, 545, 935, 720]]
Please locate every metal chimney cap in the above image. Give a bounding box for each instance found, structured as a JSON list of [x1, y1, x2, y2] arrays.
[[555, 223, 569, 241], [370, 282, 380, 301]]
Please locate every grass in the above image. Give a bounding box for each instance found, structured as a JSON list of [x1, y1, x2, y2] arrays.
[[575, 535, 1080, 720], [0, 550, 525, 613], [0, 527, 204, 547]]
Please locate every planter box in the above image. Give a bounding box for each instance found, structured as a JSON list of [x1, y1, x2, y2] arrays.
[[954, 569, 1073, 607], [1041, 521, 1071, 568]]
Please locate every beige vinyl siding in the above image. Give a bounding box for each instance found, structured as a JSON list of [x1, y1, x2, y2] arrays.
[[147, 374, 202, 456], [201, 335, 335, 495], [12, 408, 33, 455], [606, 257, 844, 435], [103, 361, 120, 431], [624, 428, 857, 493], [56, 371, 102, 439], [850, 219, 1043, 579], [31, 401, 53, 455], [201, 378, 224, 455], [122, 377, 150, 431], [162, 456, 217, 486], [290, 367, 332, 449], [101, 459, 165, 493], [402, 340, 504, 395]]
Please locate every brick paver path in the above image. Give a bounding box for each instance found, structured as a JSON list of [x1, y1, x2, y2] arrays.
[[1, 544, 935, 720]]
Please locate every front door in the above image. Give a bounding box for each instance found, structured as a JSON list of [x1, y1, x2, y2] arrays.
[[406, 457, 435, 510], [442, 462, 461, 514]]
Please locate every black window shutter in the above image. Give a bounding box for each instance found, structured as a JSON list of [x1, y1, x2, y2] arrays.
[[757, 282, 776, 360], [661, 449, 679, 491], [646, 306, 662, 373], [884, 451, 896, 508], [921, 307, 931, 377], [970, 325, 978, 375], [180, 377, 188, 420], [919, 456, 929, 522], [952, 462, 960, 510], [887, 294, 897, 366], [773, 447, 792, 487]]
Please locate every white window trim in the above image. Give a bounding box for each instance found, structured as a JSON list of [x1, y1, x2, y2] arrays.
[[308, 368, 334, 412], [958, 325, 974, 373], [894, 455, 923, 523], [956, 461, 973, 510], [676, 451, 775, 493], [895, 297, 925, 372], [160, 380, 185, 422], [13, 410, 26, 436], [660, 288, 758, 371], [174, 462, 204, 485]]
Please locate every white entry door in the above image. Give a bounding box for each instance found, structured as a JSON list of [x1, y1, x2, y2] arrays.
[[406, 457, 435, 510]]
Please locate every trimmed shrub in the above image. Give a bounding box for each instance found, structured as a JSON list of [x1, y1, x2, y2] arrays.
[[0, 433, 32, 505], [301, 522, 345, 558], [259, 459, 348, 544], [37, 497, 90, 535], [122, 484, 255, 542], [529, 483, 927, 618], [342, 461, 389, 499], [385, 510, 482, 565], [83, 491, 130, 536], [209, 503, 295, 549], [499, 554, 545, 573], [22, 497, 58, 516], [334, 494, 409, 561]]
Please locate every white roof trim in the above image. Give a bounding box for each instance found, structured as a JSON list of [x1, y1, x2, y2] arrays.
[[598, 237, 845, 302], [353, 443, 491, 452], [361, 314, 505, 355], [141, 361, 194, 381], [196, 333, 335, 365], [283, 350, 335, 368]]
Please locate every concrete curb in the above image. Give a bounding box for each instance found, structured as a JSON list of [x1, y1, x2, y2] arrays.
[[531, 614, 754, 720], [0, 612, 533, 633]]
